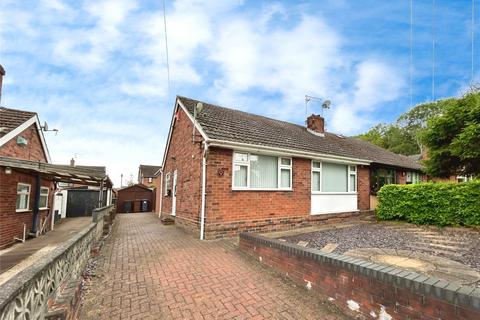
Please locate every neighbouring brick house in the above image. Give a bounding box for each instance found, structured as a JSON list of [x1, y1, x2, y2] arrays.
[[0, 104, 55, 248], [0, 66, 112, 248], [160, 96, 425, 240], [138, 164, 161, 212]]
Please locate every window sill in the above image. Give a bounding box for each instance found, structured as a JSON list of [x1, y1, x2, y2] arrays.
[[39, 207, 49, 210], [311, 192, 358, 195], [232, 188, 293, 192], [310, 210, 359, 216], [16, 209, 31, 213]]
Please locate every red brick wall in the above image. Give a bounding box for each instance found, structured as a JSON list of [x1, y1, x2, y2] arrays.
[[116, 185, 154, 213], [0, 124, 48, 162], [357, 165, 370, 210], [0, 169, 54, 248], [206, 147, 311, 222], [161, 107, 204, 232], [241, 234, 480, 320]]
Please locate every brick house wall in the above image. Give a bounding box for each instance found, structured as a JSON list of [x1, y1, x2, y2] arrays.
[[204, 147, 371, 239], [161, 108, 204, 233], [116, 185, 154, 213], [0, 124, 48, 162], [0, 169, 54, 249], [357, 165, 370, 211]]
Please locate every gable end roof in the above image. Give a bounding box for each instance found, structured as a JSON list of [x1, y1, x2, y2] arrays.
[[0, 106, 51, 163]]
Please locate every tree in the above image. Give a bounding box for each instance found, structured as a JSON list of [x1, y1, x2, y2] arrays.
[[357, 99, 448, 156], [421, 90, 480, 177]]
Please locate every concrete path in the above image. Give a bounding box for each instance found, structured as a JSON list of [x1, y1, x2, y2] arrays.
[[79, 213, 348, 320], [0, 217, 92, 283]]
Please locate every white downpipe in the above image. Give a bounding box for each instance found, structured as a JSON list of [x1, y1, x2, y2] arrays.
[[159, 170, 164, 218], [200, 143, 209, 240]]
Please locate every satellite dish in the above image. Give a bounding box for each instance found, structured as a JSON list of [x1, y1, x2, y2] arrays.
[[43, 121, 49, 131], [322, 100, 331, 109]]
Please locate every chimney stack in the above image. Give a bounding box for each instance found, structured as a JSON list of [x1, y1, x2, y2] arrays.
[[0, 65, 5, 105], [306, 114, 325, 136], [70, 158, 75, 167]]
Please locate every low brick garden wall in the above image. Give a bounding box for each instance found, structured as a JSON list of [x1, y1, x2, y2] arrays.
[[240, 233, 480, 319]]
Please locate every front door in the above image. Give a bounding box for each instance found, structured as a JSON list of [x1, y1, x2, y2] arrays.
[[171, 170, 177, 216]]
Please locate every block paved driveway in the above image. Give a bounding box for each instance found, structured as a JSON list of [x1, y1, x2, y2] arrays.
[[79, 213, 349, 320]]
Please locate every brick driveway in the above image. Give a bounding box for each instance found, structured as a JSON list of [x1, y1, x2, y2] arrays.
[[79, 213, 348, 320]]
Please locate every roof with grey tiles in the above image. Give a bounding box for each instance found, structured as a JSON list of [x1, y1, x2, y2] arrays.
[[0, 107, 37, 137], [178, 96, 423, 170], [139, 165, 161, 177]]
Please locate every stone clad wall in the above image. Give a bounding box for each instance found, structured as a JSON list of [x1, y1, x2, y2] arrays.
[[240, 233, 480, 320], [0, 205, 115, 320]]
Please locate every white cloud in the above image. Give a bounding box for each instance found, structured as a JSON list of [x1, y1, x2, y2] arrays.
[[0, 0, 408, 185]]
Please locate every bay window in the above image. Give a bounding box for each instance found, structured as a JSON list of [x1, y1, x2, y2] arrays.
[[311, 161, 357, 193], [232, 152, 292, 190]]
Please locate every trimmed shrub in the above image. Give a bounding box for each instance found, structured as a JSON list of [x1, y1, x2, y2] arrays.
[[376, 180, 480, 226]]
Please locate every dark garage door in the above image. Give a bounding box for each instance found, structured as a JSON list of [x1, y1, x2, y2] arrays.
[[66, 190, 100, 217]]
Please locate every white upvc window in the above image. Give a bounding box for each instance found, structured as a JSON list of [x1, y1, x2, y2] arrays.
[[311, 161, 357, 193], [148, 177, 153, 183], [232, 152, 292, 190], [348, 165, 357, 192], [16, 183, 31, 211], [39, 187, 49, 209], [164, 172, 171, 196], [406, 171, 421, 184]]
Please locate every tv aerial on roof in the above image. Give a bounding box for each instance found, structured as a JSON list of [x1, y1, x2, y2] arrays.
[[41, 121, 59, 135], [305, 95, 332, 117]]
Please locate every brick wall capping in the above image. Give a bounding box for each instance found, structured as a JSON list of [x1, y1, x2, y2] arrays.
[[240, 232, 480, 310], [0, 223, 96, 309]]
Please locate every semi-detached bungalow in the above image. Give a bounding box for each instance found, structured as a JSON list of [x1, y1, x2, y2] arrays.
[[160, 96, 424, 239]]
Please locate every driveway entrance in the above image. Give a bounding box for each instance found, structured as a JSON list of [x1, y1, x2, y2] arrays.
[[79, 213, 348, 319]]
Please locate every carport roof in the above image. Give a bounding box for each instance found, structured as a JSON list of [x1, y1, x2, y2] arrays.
[[0, 156, 112, 187]]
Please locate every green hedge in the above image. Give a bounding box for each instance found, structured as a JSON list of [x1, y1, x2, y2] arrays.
[[376, 180, 480, 226]]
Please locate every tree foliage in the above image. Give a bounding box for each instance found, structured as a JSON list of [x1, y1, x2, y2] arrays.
[[357, 101, 446, 156], [420, 90, 480, 177]]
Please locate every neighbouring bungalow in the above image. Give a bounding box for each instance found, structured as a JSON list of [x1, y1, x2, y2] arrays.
[[0, 66, 112, 248], [159, 96, 425, 240]]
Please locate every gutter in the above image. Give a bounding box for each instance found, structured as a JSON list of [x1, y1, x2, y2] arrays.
[[207, 139, 372, 166], [200, 142, 209, 240]]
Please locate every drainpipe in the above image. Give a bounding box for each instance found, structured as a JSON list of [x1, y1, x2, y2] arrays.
[[200, 142, 209, 240], [31, 174, 41, 234], [159, 169, 163, 218]]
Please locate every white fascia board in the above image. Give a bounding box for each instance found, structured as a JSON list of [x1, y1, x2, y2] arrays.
[[0, 116, 36, 147], [161, 98, 211, 168], [208, 139, 371, 165], [176, 99, 209, 141], [0, 115, 51, 163]]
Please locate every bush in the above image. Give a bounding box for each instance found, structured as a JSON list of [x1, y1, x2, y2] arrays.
[[376, 180, 480, 226]]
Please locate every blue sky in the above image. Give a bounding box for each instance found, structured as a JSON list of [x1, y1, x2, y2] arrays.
[[0, 0, 478, 186]]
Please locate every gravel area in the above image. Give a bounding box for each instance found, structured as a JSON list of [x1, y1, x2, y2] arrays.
[[283, 222, 480, 276]]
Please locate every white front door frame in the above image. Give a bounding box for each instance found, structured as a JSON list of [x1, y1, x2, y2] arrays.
[[171, 170, 177, 216]]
